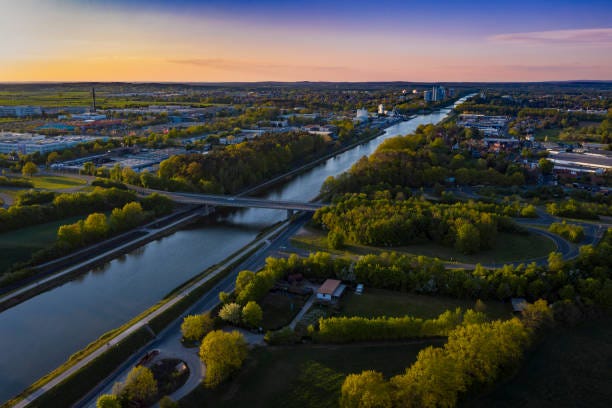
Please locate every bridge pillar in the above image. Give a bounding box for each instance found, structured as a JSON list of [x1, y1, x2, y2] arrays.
[[287, 209, 294, 219]]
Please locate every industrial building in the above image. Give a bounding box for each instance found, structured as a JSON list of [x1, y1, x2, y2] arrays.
[[0, 132, 105, 155], [0, 106, 42, 117], [457, 114, 510, 137]]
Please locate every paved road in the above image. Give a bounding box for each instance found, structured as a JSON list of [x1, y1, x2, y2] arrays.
[[77, 214, 310, 407]]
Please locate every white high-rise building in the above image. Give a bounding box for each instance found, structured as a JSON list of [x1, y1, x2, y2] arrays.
[[355, 108, 369, 122]]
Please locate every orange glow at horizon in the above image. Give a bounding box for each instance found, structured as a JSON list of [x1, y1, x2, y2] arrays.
[[1, 1, 610, 82]]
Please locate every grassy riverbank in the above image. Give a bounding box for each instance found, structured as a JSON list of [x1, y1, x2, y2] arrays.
[[291, 226, 556, 265], [0, 215, 84, 272]]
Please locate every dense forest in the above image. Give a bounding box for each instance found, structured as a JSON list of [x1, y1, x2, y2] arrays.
[[146, 131, 330, 194], [314, 195, 527, 253], [321, 123, 526, 198]]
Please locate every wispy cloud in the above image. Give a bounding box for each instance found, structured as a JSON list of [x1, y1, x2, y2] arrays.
[[168, 58, 353, 73], [489, 28, 612, 46]]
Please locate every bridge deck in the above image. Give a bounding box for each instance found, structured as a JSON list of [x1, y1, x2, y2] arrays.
[[144, 190, 325, 212]]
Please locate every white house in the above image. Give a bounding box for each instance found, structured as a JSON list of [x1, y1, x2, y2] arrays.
[[316, 279, 346, 302]]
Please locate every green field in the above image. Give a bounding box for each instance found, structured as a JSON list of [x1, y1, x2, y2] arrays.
[[30, 175, 87, 190], [0, 215, 83, 272], [292, 228, 556, 265], [181, 341, 441, 408], [260, 292, 307, 330], [340, 289, 512, 320], [466, 318, 612, 408]]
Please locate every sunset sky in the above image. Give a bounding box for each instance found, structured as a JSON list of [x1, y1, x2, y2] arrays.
[[1, 0, 611, 82]]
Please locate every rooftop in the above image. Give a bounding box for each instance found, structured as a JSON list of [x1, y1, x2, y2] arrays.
[[317, 279, 342, 295]]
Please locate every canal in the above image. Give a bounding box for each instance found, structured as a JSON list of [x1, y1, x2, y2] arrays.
[[0, 96, 471, 402]]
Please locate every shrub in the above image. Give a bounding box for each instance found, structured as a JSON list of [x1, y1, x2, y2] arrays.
[[241, 301, 263, 328], [199, 330, 248, 387], [219, 302, 242, 325], [181, 313, 214, 341]]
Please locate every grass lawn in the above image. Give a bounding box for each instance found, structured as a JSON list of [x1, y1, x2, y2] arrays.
[[466, 318, 612, 408], [180, 340, 442, 408], [534, 127, 562, 141], [340, 288, 512, 320], [0, 215, 84, 272], [30, 175, 87, 190], [292, 227, 556, 265], [260, 291, 308, 330]]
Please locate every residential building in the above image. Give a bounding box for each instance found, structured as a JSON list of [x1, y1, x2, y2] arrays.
[[316, 279, 346, 302]]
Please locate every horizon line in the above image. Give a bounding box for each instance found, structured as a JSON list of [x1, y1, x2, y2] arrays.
[[1, 79, 611, 85]]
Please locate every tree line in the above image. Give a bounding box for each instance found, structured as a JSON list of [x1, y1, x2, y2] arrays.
[[547, 199, 612, 219], [0, 188, 172, 234], [56, 202, 150, 250], [234, 231, 611, 315], [340, 302, 552, 408], [315, 308, 487, 343], [548, 222, 585, 243], [0, 187, 137, 233]]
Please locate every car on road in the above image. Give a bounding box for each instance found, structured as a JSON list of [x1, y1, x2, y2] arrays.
[[136, 349, 160, 366]]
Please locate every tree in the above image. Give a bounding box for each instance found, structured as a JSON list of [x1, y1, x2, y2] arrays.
[[82, 161, 96, 175], [57, 221, 84, 248], [122, 167, 139, 185], [538, 158, 554, 175], [46, 151, 60, 166], [328, 230, 346, 249], [181, 313, 214, 341], [235, 270, 256, 294], [521, 299, 554, 330], [199, 330, 248, 387], [219, 291, 232, 304], [242, 301, 263, 328], [21, 161, 38, 177], [96, 394, 121, 408], [219, 302, 242, 325], [83, 212, 110, 241], [455, 222, 481, 254], [340, 370, 393, 408], [118, 365, 158, 406], [159, 396, 179, 408], [547, 252, 564, 272]]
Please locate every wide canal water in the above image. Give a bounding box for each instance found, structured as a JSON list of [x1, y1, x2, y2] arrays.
[[0, 96, 471, 402]]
